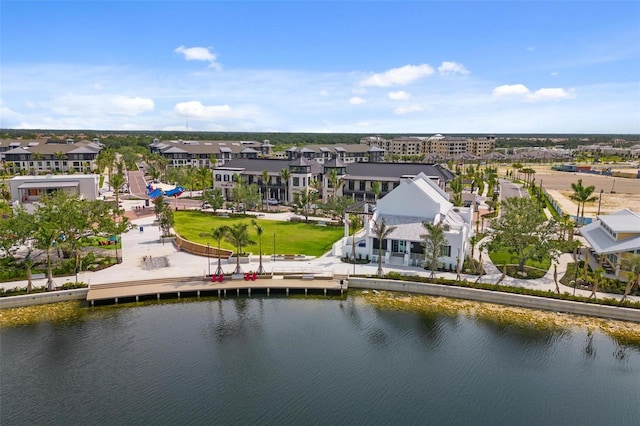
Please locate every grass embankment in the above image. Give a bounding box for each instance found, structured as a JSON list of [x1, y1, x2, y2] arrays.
[[361, 291, 640, 347], [173, 211, 344, 257], [488, 251, 551, 279]]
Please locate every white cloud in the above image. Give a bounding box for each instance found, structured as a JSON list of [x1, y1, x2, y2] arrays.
[[388, 91, 410, 101], [438, 61, 470, 76], [360, 64, 434, 87], [493, 84, 573, 102], [492, 84, 531, 97], [394, 104, 424, 115], [550, 72, 559, 76], [172, 101, 233, 119], [174, 45, 221, 69], [527, 88, 574, 102], [349, 96, 366, 105]]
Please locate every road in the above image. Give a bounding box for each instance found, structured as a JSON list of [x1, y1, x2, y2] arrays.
[[499, 178, 526, 199]]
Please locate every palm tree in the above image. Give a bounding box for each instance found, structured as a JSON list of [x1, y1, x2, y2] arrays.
[[110, 173, 126, 218], [261, 170, 270, 211], [372, 217, 396, 277], [200, 225, 228, 276], [34, 225, 57, 291], [327, 168, 342, 201], [620, 253, 640, 303], [421, 221, 447, 281], [370, 181, 380, 202], [252, 219, 266, 274], [570, 179, 597, 226], [448, 177, 464, 206], [197, 166, 210, 192], [225, 223, 255, 274], [280, 168, 290, 204], [589, 267, 604, 300]]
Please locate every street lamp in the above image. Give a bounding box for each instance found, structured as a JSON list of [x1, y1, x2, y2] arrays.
[[597, 189, 603, 216]]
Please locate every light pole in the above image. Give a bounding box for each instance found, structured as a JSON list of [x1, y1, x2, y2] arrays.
[[611, 179, 616, 193], [597, 189, 603, 216], [207, 243, 211, 276]]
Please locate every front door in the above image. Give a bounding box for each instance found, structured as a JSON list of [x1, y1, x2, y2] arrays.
[[391, 240, 405, 254]]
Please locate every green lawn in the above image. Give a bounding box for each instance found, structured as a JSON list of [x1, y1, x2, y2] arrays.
[[173, 211, 344, 257], [489, 250, 551, 271]]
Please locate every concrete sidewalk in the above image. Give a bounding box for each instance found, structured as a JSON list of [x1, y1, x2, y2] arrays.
[[2, 212, 638, 304]]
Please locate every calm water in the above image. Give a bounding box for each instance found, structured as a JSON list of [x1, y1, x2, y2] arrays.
[[2, 296, 639, 425]]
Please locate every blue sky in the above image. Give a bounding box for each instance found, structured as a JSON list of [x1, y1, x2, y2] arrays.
[[2, 1, 639, 133]]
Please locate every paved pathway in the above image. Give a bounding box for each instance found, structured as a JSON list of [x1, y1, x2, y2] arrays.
[[2, 202, 638, 304]]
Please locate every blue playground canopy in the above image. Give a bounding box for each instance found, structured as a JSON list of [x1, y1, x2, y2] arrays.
[[147, 184, 185, 200]]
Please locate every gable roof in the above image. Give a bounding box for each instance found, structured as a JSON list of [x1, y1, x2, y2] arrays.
[[376, 172, 452, 219]]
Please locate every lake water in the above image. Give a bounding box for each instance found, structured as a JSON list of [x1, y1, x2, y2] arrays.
[[2, 296, 639, 425]]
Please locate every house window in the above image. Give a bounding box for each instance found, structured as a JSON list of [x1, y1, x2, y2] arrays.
[[382, 182, 389, 192], [348, 181, 354, 191], [293, 177, 300, 186], [359, 181, 366, 191], [215, 174, 222, 181], [223, 175, 230, 182], [444, 246, 451, 257]]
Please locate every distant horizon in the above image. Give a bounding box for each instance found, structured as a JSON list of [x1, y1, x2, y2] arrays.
[[2, 128, 639, 138], [2, 2, 639, 133]]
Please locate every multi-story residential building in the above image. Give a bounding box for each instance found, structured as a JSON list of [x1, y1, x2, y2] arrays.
[[360, 134, 496, 158], [213, 158, 455, 205], [149, 139, 273, 168], [0, 138, 103, 174], [285, 144, 385, 164]]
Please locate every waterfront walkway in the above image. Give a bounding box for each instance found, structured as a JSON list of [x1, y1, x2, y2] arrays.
[[1, 199, 638, 304]]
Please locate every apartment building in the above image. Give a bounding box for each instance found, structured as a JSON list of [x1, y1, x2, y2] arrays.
[[360, 134, 496, 158], [0, 138, 103, 174], [213, 158, 454, 205], [285, 144, 385, 164], [149, 139, 273, 168]]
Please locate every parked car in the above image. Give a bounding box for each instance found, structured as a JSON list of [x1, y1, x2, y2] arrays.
[[202, 202, 212, 209], [267, 198, 279, 205]]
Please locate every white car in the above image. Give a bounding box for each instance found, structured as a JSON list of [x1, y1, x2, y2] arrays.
[[267, 198, 279, 205]]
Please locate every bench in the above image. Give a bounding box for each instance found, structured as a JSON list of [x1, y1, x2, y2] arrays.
[[232, 273, 245, 280]]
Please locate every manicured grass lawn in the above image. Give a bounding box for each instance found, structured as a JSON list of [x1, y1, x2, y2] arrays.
[[489, 250, 551, 272], [173, 211, 344, 257]]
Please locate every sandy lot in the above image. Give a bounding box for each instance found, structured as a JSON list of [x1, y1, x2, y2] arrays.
[[499, 165, 640, 217]]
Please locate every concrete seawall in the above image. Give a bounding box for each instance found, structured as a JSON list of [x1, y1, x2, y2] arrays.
[[0, 289, 89, 309], [349, 278, 640, 323]]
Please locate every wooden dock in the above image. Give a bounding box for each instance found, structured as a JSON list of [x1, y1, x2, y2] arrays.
[[86, 275, 348, 305]]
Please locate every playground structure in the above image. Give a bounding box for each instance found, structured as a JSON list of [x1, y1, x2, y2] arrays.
[[146, 184, 186, 200]]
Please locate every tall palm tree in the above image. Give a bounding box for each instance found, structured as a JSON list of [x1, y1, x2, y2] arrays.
[[570, 179, 597, 225], [280, 168, 290, 204], [448, 177, 464, 206], [197, 166, 210, 192], [620, 253, 640, 303], [421, 221, 447, 281], [252, 219, 266, 274], [371, 181, 380, 202], [589, 267, 604, 300], [261, 170, 270, 211], [372, 217, 396, 277], [34, 225, 57, 291], [225, 223, 255, 274], [200, 225, 228, 276], [327, 168, 342, 200], [110, 173, 126, 218]]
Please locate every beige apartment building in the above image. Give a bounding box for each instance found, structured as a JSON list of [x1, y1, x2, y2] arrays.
[[360, 134, 495, 158]]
